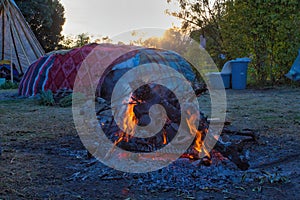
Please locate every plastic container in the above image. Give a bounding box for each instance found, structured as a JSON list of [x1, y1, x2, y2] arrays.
[[0, 78, 6, 86], [221, 73, 231, 89], [231, 60, 250, 90], [206, 72, 230, 89]]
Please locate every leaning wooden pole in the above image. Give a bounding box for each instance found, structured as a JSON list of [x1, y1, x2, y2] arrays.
[[9, 24, 22, 74], [10, 25, 13, 82], [1, 9, 5, 60], [4, 0, 24, 75]]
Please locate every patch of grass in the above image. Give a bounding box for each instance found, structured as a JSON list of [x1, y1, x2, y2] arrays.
[[0, 108, 6, 114], [9, 131, 57, 141], [0, 81, 19, 90], [293, 116, 300, 121], [0, 99, 27, 105], [258, 115, 287, 123]]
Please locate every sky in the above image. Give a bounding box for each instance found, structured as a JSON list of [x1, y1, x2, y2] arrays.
[[59, 0, 181, 40]]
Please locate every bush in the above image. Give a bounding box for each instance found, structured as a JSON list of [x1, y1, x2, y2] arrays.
[[39, 90, 55, 106], [58, 94, 72, 107], [0, 81, 19, 90]]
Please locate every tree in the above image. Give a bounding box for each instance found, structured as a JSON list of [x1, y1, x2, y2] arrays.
[[167, 0, 300, 84], [166, 0, 228, 68], [15, 0, 65, 52], [74, 33, 90, 47]]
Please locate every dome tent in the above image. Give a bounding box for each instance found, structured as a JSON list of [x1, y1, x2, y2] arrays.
[[19, 43, 98, 96], [19, 43, 202, 97]]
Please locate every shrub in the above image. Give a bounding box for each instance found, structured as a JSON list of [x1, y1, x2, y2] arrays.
[[0, 81, 19, 90], [39, 90, 55, 106], [58, 94, 72, 107]]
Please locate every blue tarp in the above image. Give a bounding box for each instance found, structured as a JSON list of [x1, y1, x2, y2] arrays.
[[286, 49, 300, 81], [0, 64, 20, 81]]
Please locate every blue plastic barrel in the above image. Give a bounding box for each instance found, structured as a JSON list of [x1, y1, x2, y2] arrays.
[[0, 78, 6, 86], [231, 60, 250, 89], [221, 73, 231, 89]]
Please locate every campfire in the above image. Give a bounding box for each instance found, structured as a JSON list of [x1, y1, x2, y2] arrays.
[[95, 82, 258, 171]]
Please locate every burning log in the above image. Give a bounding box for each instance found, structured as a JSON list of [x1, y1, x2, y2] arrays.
[[214, 140, 250, 170], [215, 126, 258, 170]]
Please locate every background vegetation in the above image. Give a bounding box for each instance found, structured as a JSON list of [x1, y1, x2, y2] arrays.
[[167, 0, 300, 85], [15, 0, 65, 52], [14, 0, 300, 86]]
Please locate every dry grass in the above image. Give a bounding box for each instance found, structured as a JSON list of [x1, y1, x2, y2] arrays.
[[1, 87, 300, 199]]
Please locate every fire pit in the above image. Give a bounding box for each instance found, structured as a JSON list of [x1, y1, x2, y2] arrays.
[[95, 81, 257, 171]]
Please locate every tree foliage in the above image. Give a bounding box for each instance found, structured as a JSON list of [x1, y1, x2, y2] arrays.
[[167, 0, 227, 65], [60, 33, 112, 49], [74, 33, 90, 48], [167, 0, 300, 84], [130, 28, 190, 55], [15, 0, 65, 52], [221, 0, 300, 84]]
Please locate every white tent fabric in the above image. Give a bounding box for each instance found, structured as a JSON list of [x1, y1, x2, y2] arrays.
[[0, 0, 44, 75]]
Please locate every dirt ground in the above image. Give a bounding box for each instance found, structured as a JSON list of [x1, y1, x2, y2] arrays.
[[0, 87, 300, 200]]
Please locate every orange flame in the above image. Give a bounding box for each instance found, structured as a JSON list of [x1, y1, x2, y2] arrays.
[[123, 102, 137, 136], [186, 113, 210, 158], [114, 131, 125, 145], [163, 130, 167, 145], [113, 100, 137, 147]]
